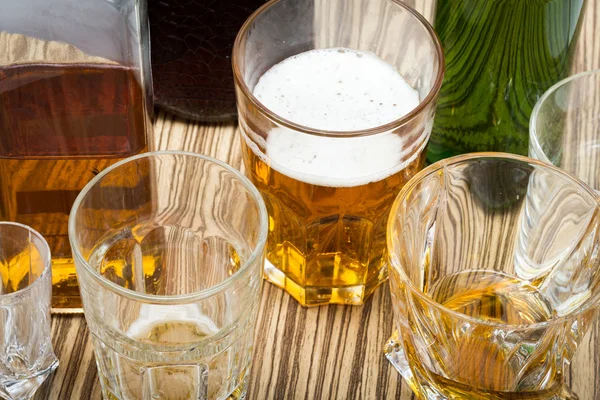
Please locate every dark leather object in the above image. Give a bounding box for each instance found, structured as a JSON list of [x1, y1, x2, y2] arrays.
[[149, 0, 266, 122]]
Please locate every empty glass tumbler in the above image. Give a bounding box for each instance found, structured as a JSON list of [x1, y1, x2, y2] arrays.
[[0, 222, 58, 400], [530, 69, 600, 191], [69, 151, 268, 400], [385, 153, 600, 399]]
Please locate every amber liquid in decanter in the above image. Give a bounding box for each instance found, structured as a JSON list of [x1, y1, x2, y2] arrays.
[[0, 63, 149, 310]]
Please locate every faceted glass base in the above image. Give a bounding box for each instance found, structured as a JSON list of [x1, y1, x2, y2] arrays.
[[0, 355, 58, 400], [384, 331, 578, 400], [383, 331, 420, 397], [264, 259, 384, 306]]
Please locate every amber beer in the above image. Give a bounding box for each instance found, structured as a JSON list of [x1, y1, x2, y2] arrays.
[[242, 138, 426, 306], [238, 48, 430, 306]]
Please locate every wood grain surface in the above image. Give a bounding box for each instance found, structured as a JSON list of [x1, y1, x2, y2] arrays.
[[35, 0, 600, 399]]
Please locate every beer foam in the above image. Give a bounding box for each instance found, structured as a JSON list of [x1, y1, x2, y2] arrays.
[[250, 48, 423, 188], [254, 48, 419, 131], [258, 129, 427, 187]]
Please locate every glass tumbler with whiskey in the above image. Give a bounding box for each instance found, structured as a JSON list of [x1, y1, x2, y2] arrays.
[[385, 153, 600, 399], [0, 0, 153, 311]]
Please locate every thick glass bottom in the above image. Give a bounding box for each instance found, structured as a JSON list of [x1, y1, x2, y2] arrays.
[[264, 259, 384, 306], [102, 380, 247, 400], [384, 331, 578, 400], [0, 354, 58, 400]]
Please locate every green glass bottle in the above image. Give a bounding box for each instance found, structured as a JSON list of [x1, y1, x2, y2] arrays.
[[428, 0, 586, 163]]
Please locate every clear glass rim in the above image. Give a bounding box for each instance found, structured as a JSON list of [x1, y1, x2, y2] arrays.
[[530, 69, 600, 165], [68, 150, 269, 304], [387, 152, 600, 329], [0, 222, 52, 301], [232, 0, 445, 138]]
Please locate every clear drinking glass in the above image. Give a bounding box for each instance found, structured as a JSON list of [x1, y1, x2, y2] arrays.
[[69, 151, 268, 400], [233, 0, 444, 306], [530, 69, 600, 191], [0, 222, 58, 400], [385, 153, 600, 399], [0, 0, 153, 311]]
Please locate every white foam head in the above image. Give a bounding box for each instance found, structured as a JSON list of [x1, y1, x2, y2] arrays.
[[251, 47, 422, 188]]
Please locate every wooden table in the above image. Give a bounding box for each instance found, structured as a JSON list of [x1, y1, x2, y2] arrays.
[[35, 1, 600, 398]]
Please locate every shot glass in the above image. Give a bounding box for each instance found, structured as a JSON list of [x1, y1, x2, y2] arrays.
[[385, 153, 600, 399], [0, 222, 58, 400], [69, 151, 268, 400], [530, 69, 600, 191]]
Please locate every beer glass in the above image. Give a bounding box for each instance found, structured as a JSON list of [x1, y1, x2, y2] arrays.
[[386, 153, 600, 399], [0, 0, 153, 311], [69, 151, 267, 400], [530, 69, 600, 191], [233, 0, 444, 306], [0, 222, 58, 400]]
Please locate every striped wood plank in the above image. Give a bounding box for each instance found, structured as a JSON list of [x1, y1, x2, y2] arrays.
[[37, 0, 600, 398]]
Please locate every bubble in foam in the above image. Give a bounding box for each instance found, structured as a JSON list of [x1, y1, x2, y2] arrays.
[[251, 47, 422, 188], [254, 47, 419, 132]]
